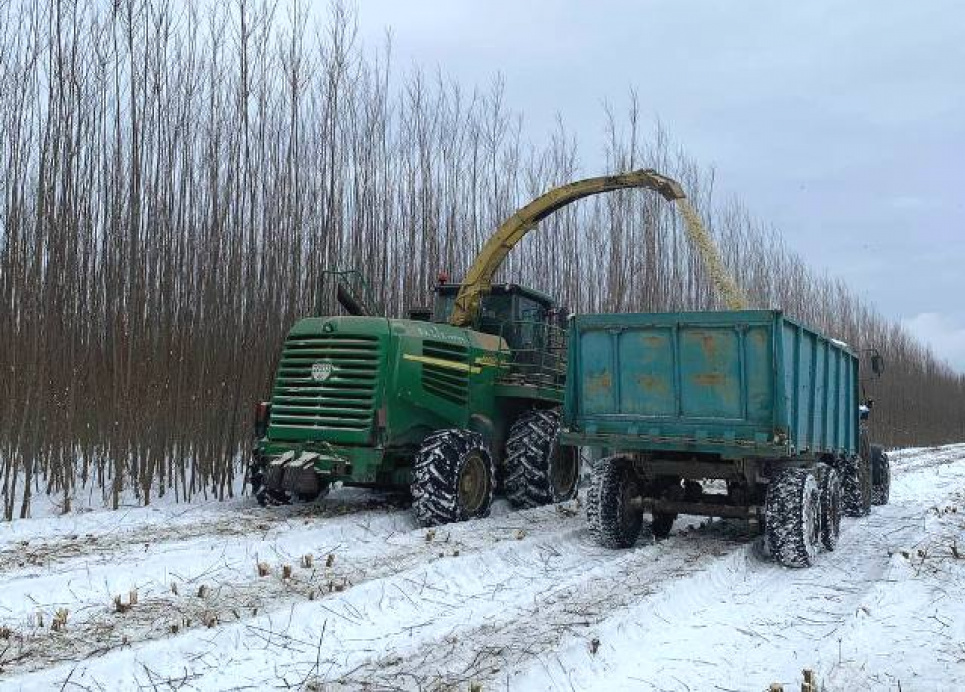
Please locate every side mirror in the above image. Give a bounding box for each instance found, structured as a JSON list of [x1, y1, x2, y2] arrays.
[[871, 354, 885, 376]]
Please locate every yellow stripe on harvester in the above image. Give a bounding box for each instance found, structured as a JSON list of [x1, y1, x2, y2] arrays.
[[403, 354, 482, 374]]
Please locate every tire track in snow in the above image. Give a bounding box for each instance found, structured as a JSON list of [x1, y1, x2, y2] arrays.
[[4, 445, 965, 690], [319, 521, 751, 691], [503, 446, 965, 691], [0, 502, 588, 677], [315, 446, 965, 691], [0, 493, 409, 575]]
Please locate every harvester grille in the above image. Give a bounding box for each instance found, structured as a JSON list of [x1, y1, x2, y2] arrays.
[[270, 334, 380, 436]]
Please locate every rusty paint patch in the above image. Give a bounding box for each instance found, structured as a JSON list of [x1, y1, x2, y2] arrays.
[[693, 372, 725, 387], [585, 371, 612, 394], [699, 334, 718, 358], [636, 374, 668, 392]]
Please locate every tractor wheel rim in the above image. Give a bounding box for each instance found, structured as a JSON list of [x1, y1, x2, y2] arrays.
[[551, 447, 579, 498], [458, 452, 488, 515]]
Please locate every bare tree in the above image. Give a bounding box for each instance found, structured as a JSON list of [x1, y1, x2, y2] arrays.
[[1, 0, 961, 518]]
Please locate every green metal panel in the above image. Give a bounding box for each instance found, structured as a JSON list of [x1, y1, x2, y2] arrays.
[[258, 311, 563, 486], [563, 310, 859, 459]]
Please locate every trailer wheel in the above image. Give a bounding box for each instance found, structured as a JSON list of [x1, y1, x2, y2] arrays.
[[587, 456, 642, 549], [765, 468, 821, 568], [411, 429, 495, 527], [504, 408, 580, 509], [839, 453, 872, 517], [820, 468, 842, 551], [871, 445, 890, 506], [585, 459, 604, 539], [649, 512, 676, 540]]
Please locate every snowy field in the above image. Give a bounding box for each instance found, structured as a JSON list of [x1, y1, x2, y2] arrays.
[[2, 444, 965, 691]]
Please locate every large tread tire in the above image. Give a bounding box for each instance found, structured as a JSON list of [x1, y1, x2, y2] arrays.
[[839, 453, 872, 517], [411, 429, 495, 528], [586, 456, 642, 549], [820, 468, 842, 551], [871, 445, 891, 506], [585, 460, 604, 541], [504, 408, 580, 509], [765, 468, 822, 568]]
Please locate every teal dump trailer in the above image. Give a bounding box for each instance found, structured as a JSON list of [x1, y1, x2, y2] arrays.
[[562, 310, 888, 567]]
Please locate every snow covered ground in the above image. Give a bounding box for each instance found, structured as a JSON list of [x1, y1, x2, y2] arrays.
[[1, 444, 964, 691]]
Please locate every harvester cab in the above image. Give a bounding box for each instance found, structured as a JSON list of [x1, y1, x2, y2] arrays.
[[431, 281, 566, 386]]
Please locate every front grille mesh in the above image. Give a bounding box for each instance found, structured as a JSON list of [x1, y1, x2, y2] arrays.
[[271, 334, 379, 431]]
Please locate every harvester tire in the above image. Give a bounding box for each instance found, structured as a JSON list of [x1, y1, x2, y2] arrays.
[[839, 453, 872, 517], [765, 468, 821, 568], [504, 408, 580, 509], [820, 467, 842, 551], [587, 456, 642, 549], [411, 429, 495, 527], [871, 445, 890, 506]]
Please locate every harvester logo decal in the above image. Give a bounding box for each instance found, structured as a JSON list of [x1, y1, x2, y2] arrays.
[[311, 361, 334, 382]]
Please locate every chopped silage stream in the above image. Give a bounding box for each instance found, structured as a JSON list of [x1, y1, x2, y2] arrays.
[[1, 444, 964, 691]]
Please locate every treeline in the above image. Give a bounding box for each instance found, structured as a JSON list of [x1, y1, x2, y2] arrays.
[[1, 0, 962, 519]]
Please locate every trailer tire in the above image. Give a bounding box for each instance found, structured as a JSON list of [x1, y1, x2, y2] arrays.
[[820, 468, 842, 551], [871, 445, 890, 506], [765, 468, 821, 568], [839, 453, 872, 517], [587, 456, 642, 549], [411, 429, 495, 527], [585, 460, 604, 539], [649, 512, 676, 540], [504, 408, 580, 509]]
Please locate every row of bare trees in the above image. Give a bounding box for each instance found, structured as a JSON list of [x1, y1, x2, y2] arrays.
[[2, 0, 962, 518]]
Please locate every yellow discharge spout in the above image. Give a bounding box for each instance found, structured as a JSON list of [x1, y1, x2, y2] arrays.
[[449, 168, 746, 326]]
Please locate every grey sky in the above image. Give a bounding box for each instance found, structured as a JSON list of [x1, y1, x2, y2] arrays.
[[356, 0, 965, 370]]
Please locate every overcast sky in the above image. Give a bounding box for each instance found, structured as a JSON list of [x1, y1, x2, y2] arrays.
[[355, 0, 965, 370]]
